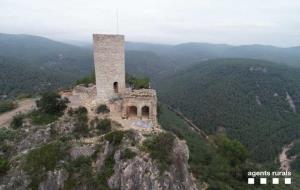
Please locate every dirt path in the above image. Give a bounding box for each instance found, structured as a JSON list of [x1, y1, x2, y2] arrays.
[[0, 98, 36, 127], [279, 141, 297, 171]]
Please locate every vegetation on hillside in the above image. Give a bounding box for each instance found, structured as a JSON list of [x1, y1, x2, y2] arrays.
[[158, 104, 297, 189], [126, 74, 150, 89], [157, 58, 300, 165], [0, 34, 93, 98], [23, 140, 70, 189], [69, 106, 89, 137], [76, 70, 96, 87], [0, 100, 17, 114], [142, 132, 175, 172]]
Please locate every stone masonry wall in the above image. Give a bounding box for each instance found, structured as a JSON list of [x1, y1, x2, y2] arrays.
[[93, 34, 126, 103]]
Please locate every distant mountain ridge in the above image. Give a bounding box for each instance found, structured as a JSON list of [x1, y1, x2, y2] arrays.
[[126, 41, 300, 68], [1, 32, 300, 98]]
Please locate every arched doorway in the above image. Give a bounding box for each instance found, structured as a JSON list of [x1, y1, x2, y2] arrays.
[[142, 106, 150, 119], [127, 106, 137, 118], [113, 82, 118, 93]]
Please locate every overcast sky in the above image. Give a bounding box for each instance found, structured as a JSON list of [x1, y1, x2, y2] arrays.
[[1, 0, 300, 46]]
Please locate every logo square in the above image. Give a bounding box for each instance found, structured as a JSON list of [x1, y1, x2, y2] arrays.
[[260, 178, 267, 184], [272, 178, 279, 184], [285, 178, 291, 184], [248, 178, 255, 184]]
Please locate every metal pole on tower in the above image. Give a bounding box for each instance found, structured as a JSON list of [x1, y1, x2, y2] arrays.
[[116, 9, 119, 34]]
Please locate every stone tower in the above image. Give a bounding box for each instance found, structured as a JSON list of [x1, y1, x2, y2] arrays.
[[93, 34, 126, 103]]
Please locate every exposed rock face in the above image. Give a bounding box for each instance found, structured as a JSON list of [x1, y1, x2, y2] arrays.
[[286, 92, 296, 113], [108, 138, 197, 190], [0, 110, 199, 190], [38, 170, 68, 190], [0, 170, 29, 190]]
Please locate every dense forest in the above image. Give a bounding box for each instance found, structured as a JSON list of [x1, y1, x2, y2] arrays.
[[159, 105, 300, 190], [157, 58, 300, 166]]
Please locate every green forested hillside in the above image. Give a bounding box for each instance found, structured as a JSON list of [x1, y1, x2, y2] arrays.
[[0, 56, 79, 97], [157, 58, 300, 165], [0, 33, 93, 98], [159, 105, 299, 190]]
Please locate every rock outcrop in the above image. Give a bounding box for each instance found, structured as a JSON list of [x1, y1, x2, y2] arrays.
[[0, 112, 199, 190]]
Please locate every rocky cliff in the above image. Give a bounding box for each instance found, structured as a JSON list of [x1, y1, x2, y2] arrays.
[[0, 106, 198, 190]]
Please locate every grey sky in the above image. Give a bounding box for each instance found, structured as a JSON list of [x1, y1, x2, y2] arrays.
[[1, 0, 300, 46]]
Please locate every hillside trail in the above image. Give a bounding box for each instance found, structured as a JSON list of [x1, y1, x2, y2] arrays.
[[0, 98, 36, 127], [279, 141, 297, 171], [166, 105, 210, 140]]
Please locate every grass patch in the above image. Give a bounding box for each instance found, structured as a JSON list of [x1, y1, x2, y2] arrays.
[[0, 156, 9, 175], [142, 132, 175, 172], [0, 128, 17, 142], [0, 100, 17, 114], [23, 141, 69, 190], [28, 110, 60, 125]]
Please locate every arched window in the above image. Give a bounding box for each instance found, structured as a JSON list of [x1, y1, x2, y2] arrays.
[[113, 82, 118, 93], [142, 106, 150, 118], [127, 106, 137, 118]]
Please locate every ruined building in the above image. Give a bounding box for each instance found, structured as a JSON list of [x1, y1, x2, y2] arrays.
[[93, 34, 158, 128]]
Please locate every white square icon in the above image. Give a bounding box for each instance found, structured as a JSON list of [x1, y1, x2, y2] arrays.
[[285, 178, 291, 184], [248, 178, 255, 184], [260, 178, 267, 184], [272, 178, 279, 184]]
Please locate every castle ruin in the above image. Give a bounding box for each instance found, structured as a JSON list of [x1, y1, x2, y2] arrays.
[[93, 34, 158, 128]]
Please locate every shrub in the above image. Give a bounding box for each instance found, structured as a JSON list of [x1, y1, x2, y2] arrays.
[[72, 107, 89, 137], [0, 156, 9, 175], [36, 92, 69, 115], [96, 104, 110, 114], [0, 100, 17, 114], [10, 113, 24, 129], [143, 132, 175, 172], [126, 74, 150, 89], [104, 131, 125, 146], [73, 106, 88, 115], [96, 119, 111, 134], [121, 148, 136, 160]]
